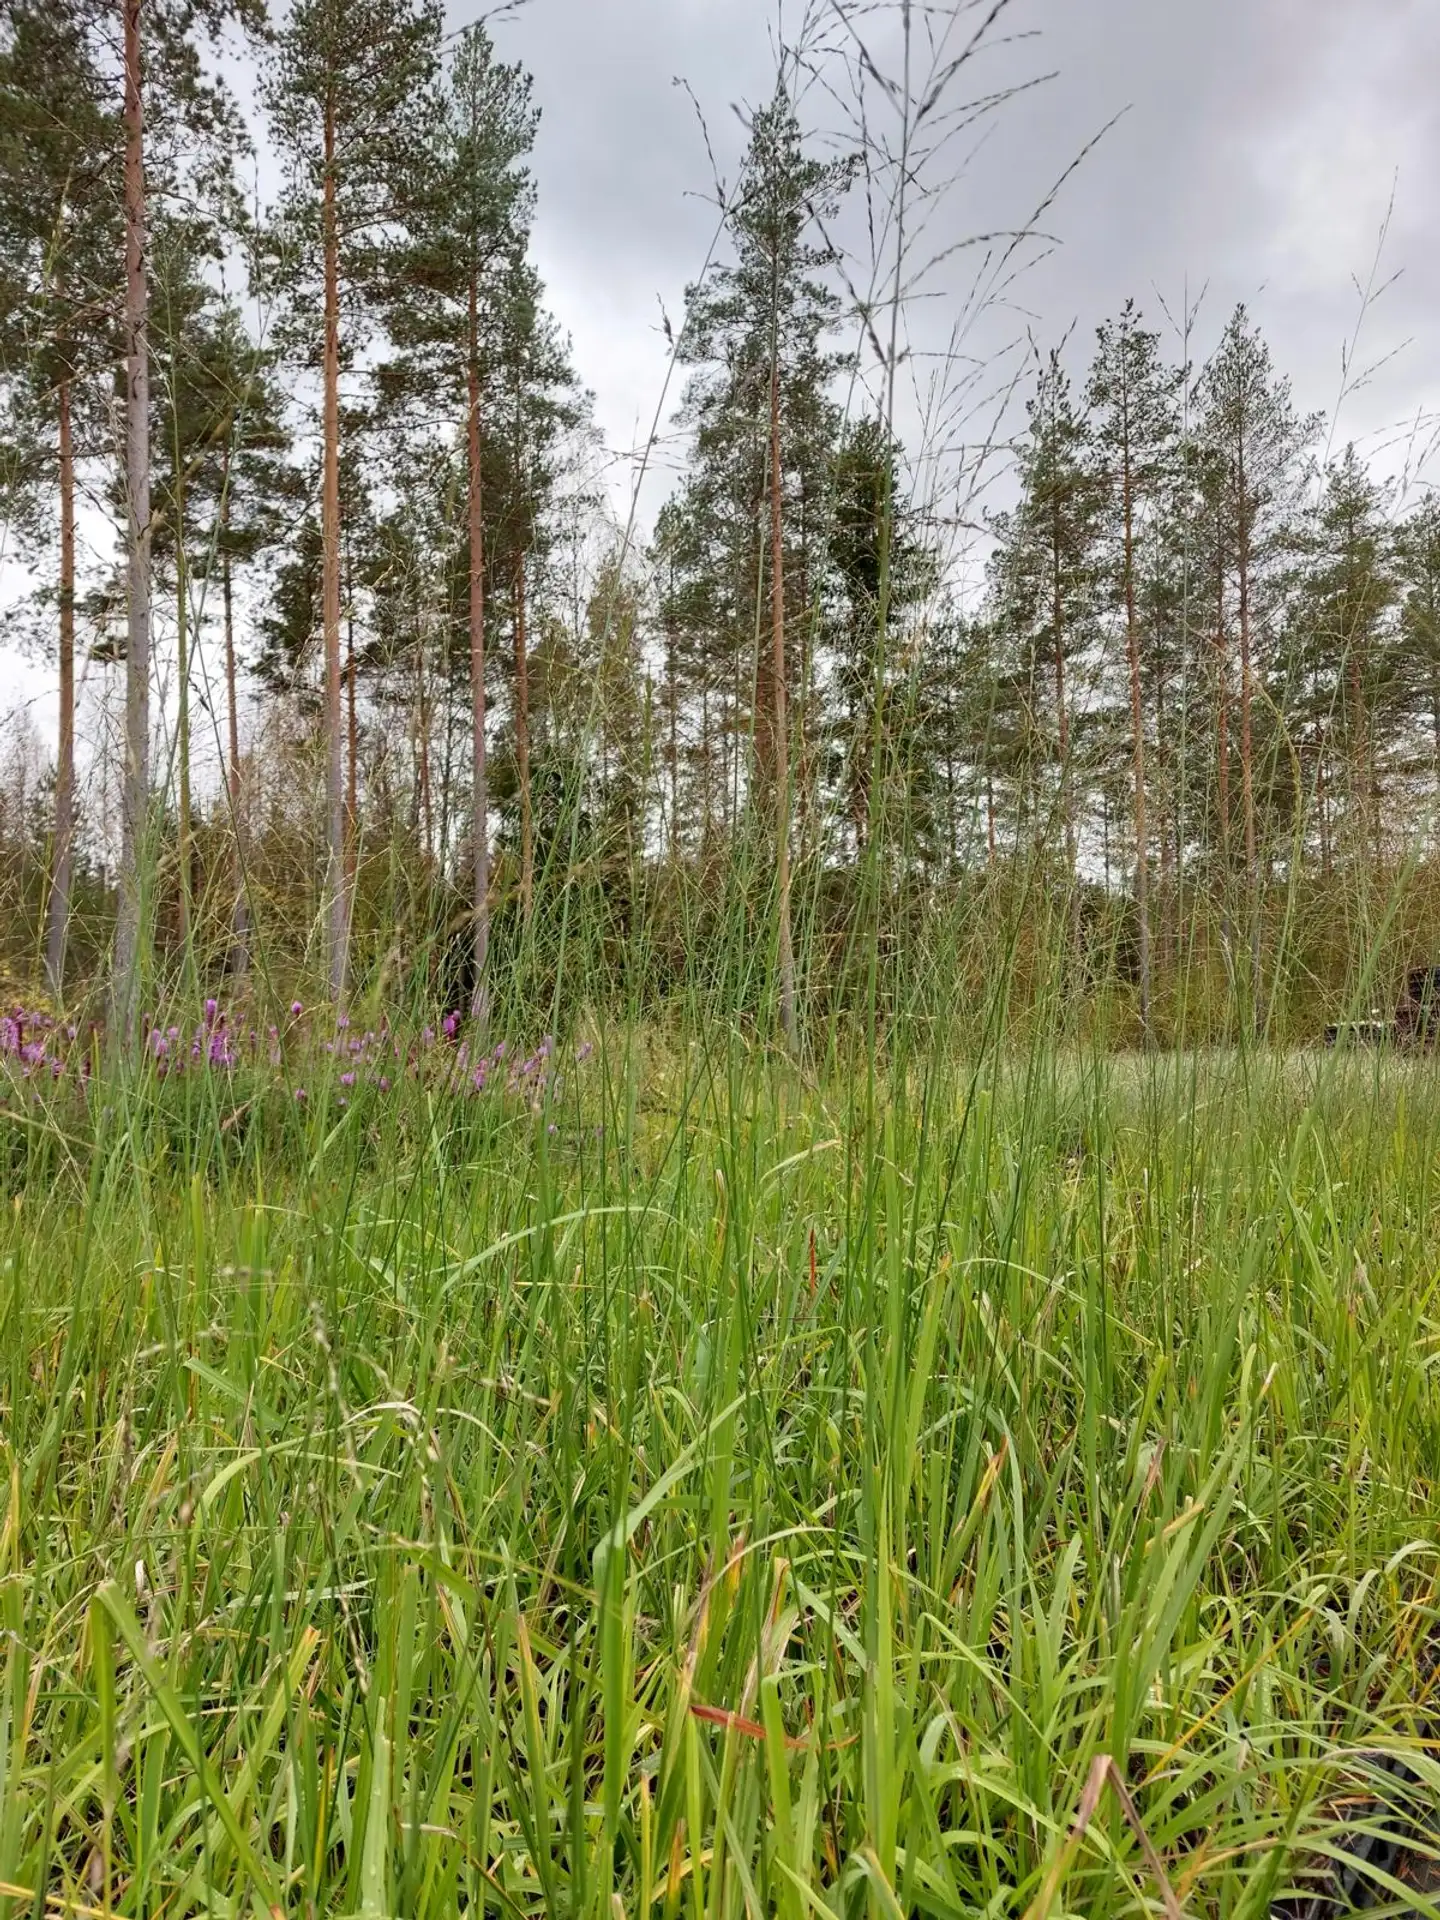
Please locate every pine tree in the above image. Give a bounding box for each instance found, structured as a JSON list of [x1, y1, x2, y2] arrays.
[[0, 0, 122, 1001], [989, 352, 1101, 915], [148, 258, 296, 972], [118, 0, 262, 1022], [487, 254, 582, 928], [671, 83, 849, 1042], [266, 0, 442, 1007], [826, 417, 934, 858], [379, 20, 538, 1020], [653, 495, 725, 854], [1289, 447, 1397, 870], [1396, 496, 1440, 821], [148, 224, 226, 951], [586, 547, 648, 866], [1086, 301, 1183, 1039], [1198, 307, 1316, 1026], [1133, 477, 1204, 973]]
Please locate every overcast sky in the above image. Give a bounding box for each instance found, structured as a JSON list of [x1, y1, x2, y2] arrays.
[[483, 0, 1440, 510]]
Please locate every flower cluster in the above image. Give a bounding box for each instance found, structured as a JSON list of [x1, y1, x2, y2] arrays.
[[0, 1007, 79, 1085], [147, 998, 239, 1073], [1, 998, 590, 1120]]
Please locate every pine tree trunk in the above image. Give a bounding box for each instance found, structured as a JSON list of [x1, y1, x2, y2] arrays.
[[1052, 501, 1078, 962], [117, 0, 152, 1031], [1236, 447, 1261, 1032], [416, 620, 431, 860], [1159, 781, 1176, 981], [1348, 647, 1370, 871], [346, 598, 358, 940], [321, 93, 347, 1006], [1155, 665, 1172, 977], [753, 441, 775, 800], [849, 674, 868, 860], [221, 517, 249, 979], [665, 615, 679, 854], [466, 278, 489, 1024], [175, 459, 191, 951], [514, 553, 533, 923], [769, 354, 796, 1050], [45, 375, 76, 1002], [701, 683, 712, 848], [1121, 424, 1152, 1041], [1213, 516, 1232, 953]]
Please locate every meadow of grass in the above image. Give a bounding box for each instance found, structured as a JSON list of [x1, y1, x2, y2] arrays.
[[3, 999, 1440, 1919]]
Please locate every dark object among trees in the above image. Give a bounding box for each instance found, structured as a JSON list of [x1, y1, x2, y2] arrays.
[[1395, 967, 1440, 1047], [1324, 968, 1440, 1049]]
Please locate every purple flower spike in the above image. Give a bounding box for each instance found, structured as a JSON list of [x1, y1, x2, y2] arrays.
[[341, 1071, 356, 1087], [291, 1001, 304, 1019], [442, 1011, 459, 1041], [205, 998, 219, 1027], [294, 1087, 308, 1103]]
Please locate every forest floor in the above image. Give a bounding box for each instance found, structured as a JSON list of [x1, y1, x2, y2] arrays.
[[3, 1030, 1440, 1915]]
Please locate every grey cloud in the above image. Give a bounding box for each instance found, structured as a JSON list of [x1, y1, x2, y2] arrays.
[[475, 0, 1439, 495]]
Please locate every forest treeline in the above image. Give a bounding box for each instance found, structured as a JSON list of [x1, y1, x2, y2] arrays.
[[2, 0, 1438, 1043]]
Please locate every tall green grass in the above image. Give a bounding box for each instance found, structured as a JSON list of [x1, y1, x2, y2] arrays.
[[4, 1033, 1440, 1916]]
